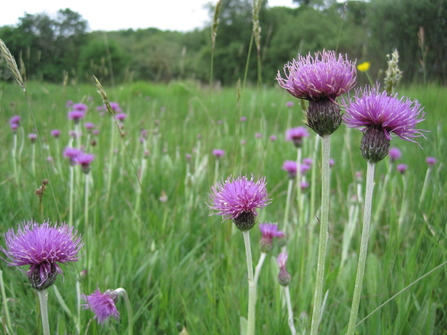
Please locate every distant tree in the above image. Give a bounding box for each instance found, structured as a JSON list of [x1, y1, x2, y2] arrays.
[[0, 9, 88, 82]]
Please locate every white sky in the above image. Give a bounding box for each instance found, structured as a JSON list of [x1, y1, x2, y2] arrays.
[[0, 0, 298, 32]]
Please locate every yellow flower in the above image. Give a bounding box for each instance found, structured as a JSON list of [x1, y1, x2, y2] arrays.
[[357, 62, 370, 72]]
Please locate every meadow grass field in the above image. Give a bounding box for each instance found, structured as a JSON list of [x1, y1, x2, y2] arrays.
[[0, 79, 446, 334]]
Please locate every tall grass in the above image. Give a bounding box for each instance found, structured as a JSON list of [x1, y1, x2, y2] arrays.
[[0, 79, 446, 334]]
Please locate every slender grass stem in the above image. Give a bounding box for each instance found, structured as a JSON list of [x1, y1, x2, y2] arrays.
[[296, 147, 302, 228], [310, 134, 331, 335], [283, 179, 294, 236], [12, 133, 19, 185], [69, 166, 74, 226], [37, 289, 50, 335], [419, 167, 431, 205], [346, 161, 376, 335], [242, 230, 256, 335], [0, 270, 13, 335]]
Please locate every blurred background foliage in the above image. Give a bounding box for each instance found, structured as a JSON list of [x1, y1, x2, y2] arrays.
[[0, 0, 446, 86]]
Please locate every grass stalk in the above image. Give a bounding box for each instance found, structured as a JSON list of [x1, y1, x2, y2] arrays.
[[0, 270, 13, 334], [116, 288, 133, 335]]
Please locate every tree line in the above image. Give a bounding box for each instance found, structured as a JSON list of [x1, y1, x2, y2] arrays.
[[0, 0, 445, 86]]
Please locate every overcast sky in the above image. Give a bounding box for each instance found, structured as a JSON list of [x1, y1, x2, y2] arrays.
[[0, 0, 298, 32]]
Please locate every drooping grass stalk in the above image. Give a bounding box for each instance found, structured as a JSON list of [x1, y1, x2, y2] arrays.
[[210, 0, 222, 86], [115, 288, 133, 335], [37, 289, 50, 335], [284, 286, 297, 335], [310, 134, 331, 335], [0, 270, 13, 335], [242, 230, 256, 335], [53, 284, 78, 333], [346, 161, 376, 335]]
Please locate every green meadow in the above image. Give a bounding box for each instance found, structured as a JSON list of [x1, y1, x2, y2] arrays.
[[0, 79, 446, 334]]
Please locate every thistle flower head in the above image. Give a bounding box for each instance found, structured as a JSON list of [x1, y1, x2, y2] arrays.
[[208, 175, 270, 231], [9, 115, 20, 126], [277, 252, 291, 286], [212, 149, 225, 158], [1, 221, 83, 290], [28, 133, 37, 143], [343, 85, 426, 163], [115, 112, 127, 121], [83, 289, 120, 324], [276, 50, 356, 102], [73, 103, 87, 112], [51, 129, 61, 138], [397, 164, 407, 174], [63, 147, 83, 166], [426, 157, 436, 166], [75, 153, 95, 173], [286, 127, 309, 147], [259, 223, 284, 253], [389, 147, 402, 162], [282, 160, 297, 179], [68, 110, 85, 122]]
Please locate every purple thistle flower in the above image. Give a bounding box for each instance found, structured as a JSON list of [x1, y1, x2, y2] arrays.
[[63, 147, 83, 166], [9, 115, 20, 126], [277, 252, 291, 286], [300, 163, 311, 174], [389, 147, 402, 162], [83, 289, 120, 324], [66, 100, 74, 108], [270, 135, 277, 142], [28, 133, 37, 143], [329, 158, 335, 167], [255, 133, 262, 139], [84, 122, 95, 131], [1, 221, 83, 290], [73, 103, 88, 112], [282, 160, 297, 179], [115, 113, 127, 121], [240, 116, 247, 122], [396, 164, 408, 174], [300, 181, 310, 190], [10, 123, 19, 132], [343, 85, 426, 163], [286, 127, 309, 148], [303, 158, 313, 165], [75, 153, 95, 173], [277, 50, 356, 102], [212, 149, 225, 157], [426, 157, 436, 166], [68, 110, 85, 123], [285, 101, 294, 108], [109, 102, 122, 112], [277, 50, 357, 136], [51, 129, 61, 138], [259, 223, 285, 253], [208, 175, 271, 231]]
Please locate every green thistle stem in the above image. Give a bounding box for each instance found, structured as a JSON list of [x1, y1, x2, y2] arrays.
[[37, 289, 50, 335], [69, 166, 74, 226], [346, 161, 376, 335], [254, 252, 266, 286], [116, 288, 133, 335], [12, 133, 19, 185], [310, 134, 331, 335], [283, 179, 294, 235], [284, 286, 297, 335], [242, 230, 256, 335]]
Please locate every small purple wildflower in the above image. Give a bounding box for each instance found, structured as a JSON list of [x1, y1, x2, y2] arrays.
[[286, 127, 309, 148], [300, 163, 311, 174], [329, 159, 335, 167], [213, 149, 225, 158], [259, 223, 285, 253], [83, 289, 120, 324], [303, 158, 313, 165], [109, 102, 122, 112], [63, 147, 83, 166], [300, 181, 310, 190], [75, 153, 95, 174], [84, 122, 95, 131], [426, 157, 436, 166], [286, 101, 294, 108], [240, 116, 247, 122], [51, 129, 61, 138], [270, 135, 277, 142], [115, 113, 127, 121], [28, 133, 37, 143], [255, 133, 262, 139], [9, 115, 20, 126], [10, 123, 19, 132], [68, 110, 85, 123], [396, 164, 408, 174], [389, 147, 402, 162], [1, 221, 83, 290], [73, 103, 88, 112], [208, 175, 271, 231], [277, 252, 291, 286], [343, 85, 426, 163], [65, 100, 74, 108], [282, 160, 297, 179]]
